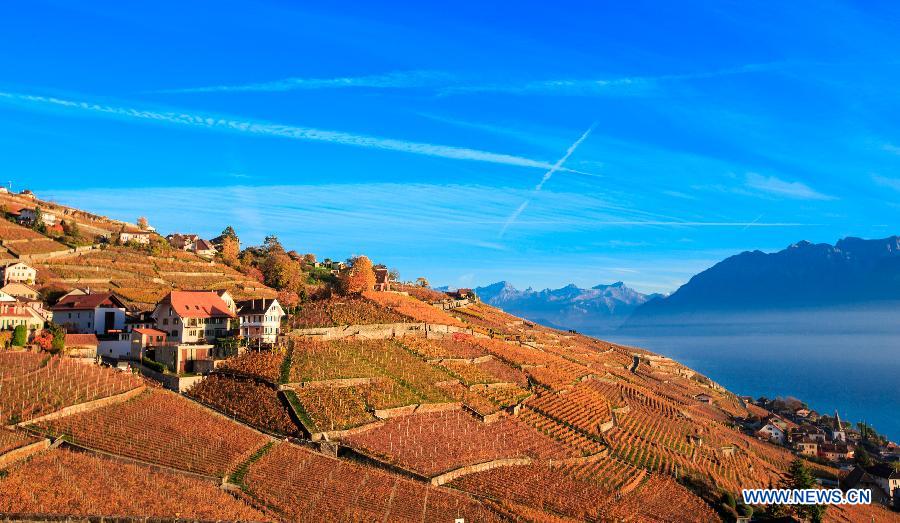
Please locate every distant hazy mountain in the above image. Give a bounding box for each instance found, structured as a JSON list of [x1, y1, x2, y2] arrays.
[[625, 236, 900, 327], [473, 281, 662, 333]]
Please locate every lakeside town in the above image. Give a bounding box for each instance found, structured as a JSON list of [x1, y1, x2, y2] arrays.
[[0, 185, 898, 521]]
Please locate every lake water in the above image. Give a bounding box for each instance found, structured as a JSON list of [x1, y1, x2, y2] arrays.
[[602, 311, 900, 441]]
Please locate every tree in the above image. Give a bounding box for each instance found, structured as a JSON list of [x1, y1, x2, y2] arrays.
[[49, 324, 66, 354], [11, 325, 27, 346], [33, 330, 53, 351], [220, 236, 240, 265], [389, 268, 400, 282], [854, 447, 872, 467], [0, 330, 11, 349], [137, 216, 149, 230], [416, 277, 429, 287], [340, 255, 375, 294], [221, 226, 238, 240], [31, 207, 45, 233], [277, 290, 300, 311], [263, 235, 284, 255], [787, 459, 826, 523]]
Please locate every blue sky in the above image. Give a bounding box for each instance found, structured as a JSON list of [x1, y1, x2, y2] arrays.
[[3, 1, 900, 293]]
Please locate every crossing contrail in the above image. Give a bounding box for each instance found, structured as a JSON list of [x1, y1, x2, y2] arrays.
[[499, 124, 595, 237]]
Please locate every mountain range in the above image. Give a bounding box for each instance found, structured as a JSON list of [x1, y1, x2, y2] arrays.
[[472, 281, 661, 333], [469, 236, 900, 333], [625, 235, 900, 328]]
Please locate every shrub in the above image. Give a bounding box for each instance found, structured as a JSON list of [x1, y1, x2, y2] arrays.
[[11, 325, 27, 347]]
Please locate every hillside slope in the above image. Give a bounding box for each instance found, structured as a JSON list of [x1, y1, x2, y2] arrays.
[[0, 192, 275, 309]]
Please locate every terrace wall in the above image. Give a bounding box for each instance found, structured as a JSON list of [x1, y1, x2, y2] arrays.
[[430, 457, 533, 486], [134, 363, 204, 392], [284, 322, 481, 341], [0, 438, 50, 469], [17, 385, 145, 428]]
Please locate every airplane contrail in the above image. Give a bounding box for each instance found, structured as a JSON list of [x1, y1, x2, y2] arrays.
[[499, 124, 595, 237], [742, 214, 764, 230]]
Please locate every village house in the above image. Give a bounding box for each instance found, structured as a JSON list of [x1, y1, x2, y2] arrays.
[[0, 299, 45, 332], [794, 437, 819, 457], [789, 424, 827, 444], [118, 229, 152, 245], [0, 262, 36, 285], [17, 207, 57, 226], [237, 298, 284, 345], [124, 310, 156, 332], [694, 393, 713, 404], [756, 422, 786, 445], [819, 442, 854, 461], [51, 291, 128, 335], [127, 327, 170, 361], [842, 464, 900, 507], [152, 290, 236, 344], [0, 282, 39, 300], [191, 238, 216, 258], [166, 233, 199, 250], [216, 290, 237, 314]]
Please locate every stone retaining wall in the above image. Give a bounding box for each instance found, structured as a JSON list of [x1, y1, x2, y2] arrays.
[[284, 322, 476, 342], [0, 438, 51, 469], [430, 457, 533, 486], [17, 385, 145, 427], [134, 364, 204, 392]]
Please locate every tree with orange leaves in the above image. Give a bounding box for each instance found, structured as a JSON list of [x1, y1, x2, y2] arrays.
[[340, 255, 376, 295]]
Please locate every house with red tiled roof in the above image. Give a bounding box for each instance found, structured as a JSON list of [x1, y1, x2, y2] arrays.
[[50, 291, 128, 335], [0, 299, 45, 332], [151, 291, 236, 344]]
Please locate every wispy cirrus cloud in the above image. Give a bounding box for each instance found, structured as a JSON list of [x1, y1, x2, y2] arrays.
[[152, 62, 779, 98], [0, 91, 588, 173], [872, 174, 900, 191], [153, 70, 452, 94], [440, 62, 780, 97], [744, 172, 835, 200]]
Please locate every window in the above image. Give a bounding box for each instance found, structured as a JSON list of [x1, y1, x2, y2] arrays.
[[162, 318, 168, 325]]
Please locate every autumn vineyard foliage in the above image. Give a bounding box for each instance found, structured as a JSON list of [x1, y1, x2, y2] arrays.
[[0, 449, 266, 521], [1, 284, 900, 522], [35, 388, 268, 477], [186, 374, 298, 436], [242, 442, 503, 523], [0, 351, 142, 424]]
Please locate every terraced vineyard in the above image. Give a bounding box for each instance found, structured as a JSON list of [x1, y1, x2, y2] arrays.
[[243, 442, 503, 522], [0, 449, 265, 520], [0, 352, 143, 424], [35, 388, 269, 477], [35, 247, 275, 309], [288, 296, 407, 328], [342, 410, 580, 476], [186, 374, 298, 436]]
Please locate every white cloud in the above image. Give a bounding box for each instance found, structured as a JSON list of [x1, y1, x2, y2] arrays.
[[744, 172, 835, 200], [872, 174, 900, 192], [153, 70, 451, 94], [0, 91, 586, 173]]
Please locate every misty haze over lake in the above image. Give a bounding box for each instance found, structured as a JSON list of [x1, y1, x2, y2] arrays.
[[609, 306, 900, 441]]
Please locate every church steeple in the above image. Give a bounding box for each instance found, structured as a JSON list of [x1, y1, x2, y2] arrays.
[[834, 410, 842, 431]]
